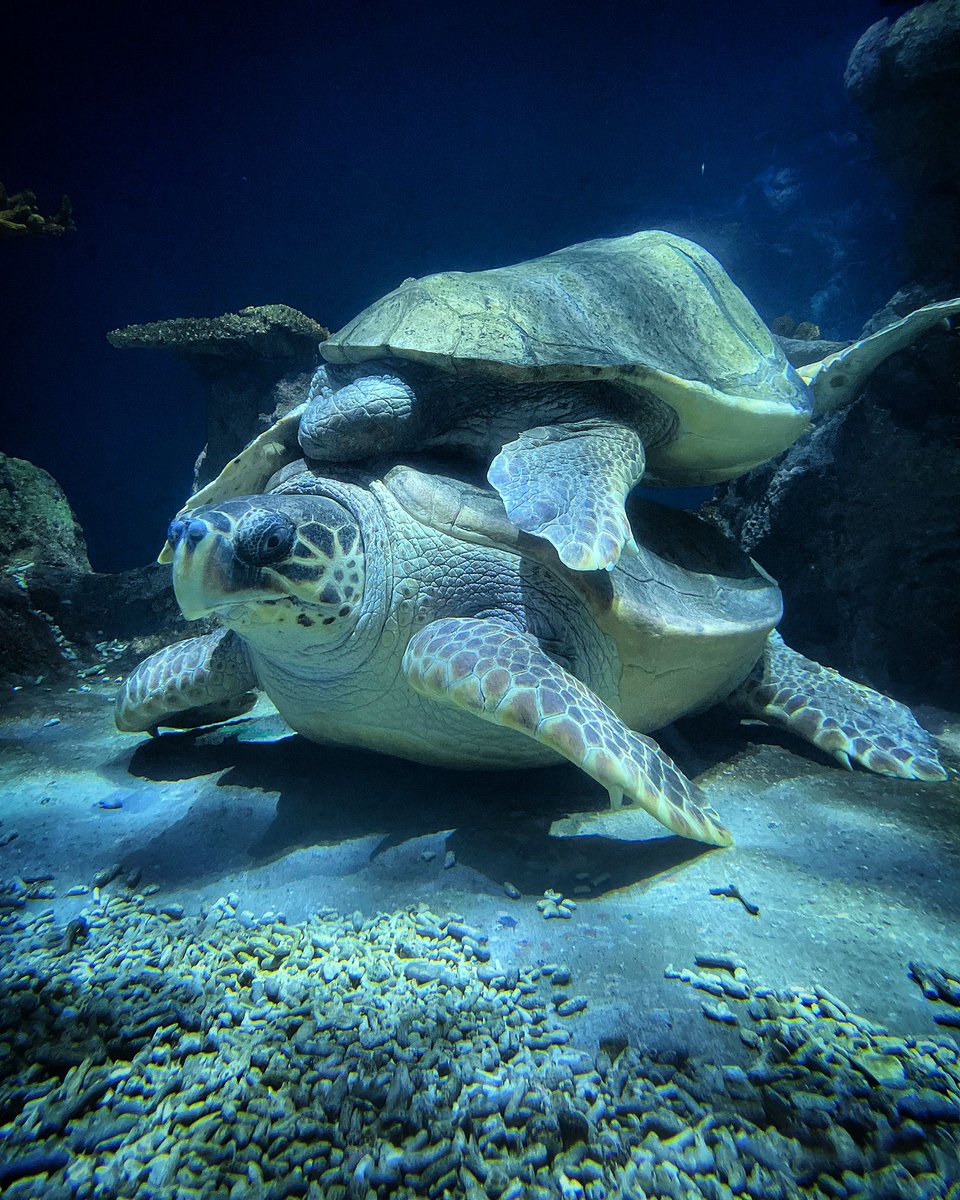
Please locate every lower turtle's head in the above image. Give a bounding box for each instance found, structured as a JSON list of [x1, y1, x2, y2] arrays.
[[167, 494, 365, 643]]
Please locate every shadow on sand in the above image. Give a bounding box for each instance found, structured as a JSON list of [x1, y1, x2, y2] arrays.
[[120, 727, 714, 898]]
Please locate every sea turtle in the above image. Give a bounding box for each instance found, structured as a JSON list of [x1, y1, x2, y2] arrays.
[[163, 229, 960, 572], [118, 463, 946, 847]]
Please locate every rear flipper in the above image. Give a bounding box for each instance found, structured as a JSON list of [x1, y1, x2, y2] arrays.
[[116, 629, 258, 734], [729, 631, 947, 781]]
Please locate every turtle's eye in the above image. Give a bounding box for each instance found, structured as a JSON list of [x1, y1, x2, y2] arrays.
[[234, 511, 297, 566]]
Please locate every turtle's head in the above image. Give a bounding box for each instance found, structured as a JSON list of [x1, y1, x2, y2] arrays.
[[167, 494, 365, 644]]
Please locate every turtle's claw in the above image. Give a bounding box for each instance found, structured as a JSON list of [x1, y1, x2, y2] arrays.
[[905, 754, 949, 783], [840, 740, 947, 782]]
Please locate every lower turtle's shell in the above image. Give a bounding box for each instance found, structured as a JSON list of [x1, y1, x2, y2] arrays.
[[323, 230, 814, 484], [596, 496, 782, 730], [382, 465, 783, 733]]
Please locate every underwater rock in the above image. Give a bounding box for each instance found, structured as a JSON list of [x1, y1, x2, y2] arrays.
[[107, 304, 330, 488], [107, 302, 327, 359], [775, 336, 846, 369], [0, 454, 90, 678], [770, 315, 821, 341], [0, 455, 194, 678], [2, 562, 195, 683], [0, 573, 66, 677], [0, 452, 89, 574], [845, 0, 960, 284], [706, 300, 960, 708], [27, 561, 189, 654], [844, 0, 960, 187], [0, 183, 74, 238]]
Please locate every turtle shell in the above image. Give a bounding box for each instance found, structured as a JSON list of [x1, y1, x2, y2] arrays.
[[382, 465, 782, 731], [323, 230, 813, 484]]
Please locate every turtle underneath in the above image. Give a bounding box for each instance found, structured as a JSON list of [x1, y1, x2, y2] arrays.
[[117, 464, 946, 848], [167, 229, 960, 572]]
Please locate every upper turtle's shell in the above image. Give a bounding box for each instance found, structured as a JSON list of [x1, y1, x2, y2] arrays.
[[381, 465, 782, 730], [323, 230, 813, 484]]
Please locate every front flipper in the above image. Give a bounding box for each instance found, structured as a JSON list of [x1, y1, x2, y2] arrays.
[[299, 362, 418, 462], [157, 406, 305, 564], [488, 420, 645, 572], [403, 616, 731, 846], [116, 629, 258, 734], [729, 631, 947, 781]]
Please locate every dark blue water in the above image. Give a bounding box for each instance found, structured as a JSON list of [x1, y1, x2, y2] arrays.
[[3, 0, 909, 570]]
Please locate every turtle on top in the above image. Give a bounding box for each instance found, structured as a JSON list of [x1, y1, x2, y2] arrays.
[[116, 229, 954, 844], [168, 229, 960, 572]]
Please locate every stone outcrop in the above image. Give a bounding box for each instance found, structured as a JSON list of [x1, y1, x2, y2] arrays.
[[0, 452, 90, 574], [707, 313, 959, 709], [0, 455, 192, 679], [845, 0, 960, 283], [108, 304, 329, 489], [0, 453, 89, 677], [27, 562, 191, 649]]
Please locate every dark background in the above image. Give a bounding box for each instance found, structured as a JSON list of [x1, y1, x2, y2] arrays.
[[2, 0, 910, 570]]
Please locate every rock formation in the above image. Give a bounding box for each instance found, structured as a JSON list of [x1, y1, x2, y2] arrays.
[[0, 183, 74, 238], [0, 453, 90, 574], [845, 0, 960, 283], [108, 304, 329, 489], [0, 454, 190, 679], [707, 310, 959, 710]]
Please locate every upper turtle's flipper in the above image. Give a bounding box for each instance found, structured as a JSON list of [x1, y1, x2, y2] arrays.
[[729, 631, 947, 781], [488, 419, 645, 572], [801, 297, 960, 417], [403, 616, 732, 846], [116, 630, 258, 734], [157, 405, 305, 564], [299, 362, 418, 462]]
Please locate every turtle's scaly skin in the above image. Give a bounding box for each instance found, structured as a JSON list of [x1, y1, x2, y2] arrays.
[[734, 632, 946, 781], [485, 420, 645, 571], [119, 465, 947, 849], [116, 630, 256, 733]]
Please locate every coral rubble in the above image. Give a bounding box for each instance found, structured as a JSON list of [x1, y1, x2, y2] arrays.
[[1, 887, 959, 1197]]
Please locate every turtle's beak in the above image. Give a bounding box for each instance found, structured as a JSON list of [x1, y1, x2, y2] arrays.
[[167, 515, 236, 620]]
